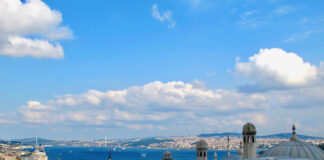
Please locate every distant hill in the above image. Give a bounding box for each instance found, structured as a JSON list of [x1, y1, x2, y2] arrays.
[[257, 133, 323, 139], [10, 137, 56, 145], [198, 132, 323, 140], [0, 140, 21, 145], [199, 132, 242, 138], [119, 138, 173, 147]]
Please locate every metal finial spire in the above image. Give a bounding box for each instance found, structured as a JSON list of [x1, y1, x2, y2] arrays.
[[108, 149, 111, 160], [290, 124, 299, 141], [214, 151, 217, 160], [227, 136, 230, 157], [106, 137, 111, 160]]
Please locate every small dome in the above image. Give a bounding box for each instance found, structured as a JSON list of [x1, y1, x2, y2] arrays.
[[242, 122, 256, 135], [196, 139, 208, 150], [162, 151, 172, 160]]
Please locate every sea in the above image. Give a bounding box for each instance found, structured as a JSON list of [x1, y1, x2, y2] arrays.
[[45, 147, 239, 160]]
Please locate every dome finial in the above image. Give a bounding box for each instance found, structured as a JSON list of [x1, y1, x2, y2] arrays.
[[290, 124, 299, 141], [292, 124, 296, 135]]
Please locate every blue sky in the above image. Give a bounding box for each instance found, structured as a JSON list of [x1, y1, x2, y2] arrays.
[[0, 0, 323, 139]]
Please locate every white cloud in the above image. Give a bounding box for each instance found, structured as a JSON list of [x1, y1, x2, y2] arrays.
[[273, 6, 296, 15], [12, 81, 271, 132], [177, 0, 216, 11], [151, 4, 176, 28], [237, 10, 265, 28], [0, 36, 63, 58], [0, 0, 72, 58], [66, 111, 109, 125], [7, 79, 324, 136], [18, 101, 62, 124], [236, 48, 318, 89], [282, 31, 320, 43], [126, 124, 153, 130], [53, 81, 269, 112]]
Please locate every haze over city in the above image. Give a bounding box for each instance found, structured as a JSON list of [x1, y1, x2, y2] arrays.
[[0, 0, 324, 140]]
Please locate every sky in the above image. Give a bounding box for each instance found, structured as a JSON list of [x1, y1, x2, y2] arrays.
[[0, 0, 324, 140]]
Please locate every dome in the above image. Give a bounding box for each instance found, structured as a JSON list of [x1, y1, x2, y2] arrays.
[[242, 122, 256, 135], [262, 140, 324, 159], [221, 155, 241, 160], [162, 151, 172, 160], [262, 124, 324, 160], [196, 139, 208, 150]]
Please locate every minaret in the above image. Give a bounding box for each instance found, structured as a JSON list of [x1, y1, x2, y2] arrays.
[[196, 139, 208, 160], [106, 137, 111, 160], [242, 122, 257, 159], [108, 149, 111, 160], [239, 141, 243, 155], [162, 151, 173, 160], [214, 152, 217, 160], [227, 136, 231, 157]]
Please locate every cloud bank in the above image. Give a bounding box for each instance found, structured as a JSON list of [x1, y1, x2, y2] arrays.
[[0, 0, 72, 58], [1, 48, 323, 137]]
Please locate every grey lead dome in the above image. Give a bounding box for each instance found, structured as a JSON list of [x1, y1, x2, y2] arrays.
[[196, 139, 208, 150], [262, 124, 324, 159], [242, 122, 256, 135], [162, 151, 172, 160]]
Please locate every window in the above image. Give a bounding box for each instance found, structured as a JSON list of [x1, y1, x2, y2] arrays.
[[204, 152, 206, 157], [200, 151, 202, 157]]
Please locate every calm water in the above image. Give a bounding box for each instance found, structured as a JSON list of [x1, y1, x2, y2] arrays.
[[45, 147, 238, 160]]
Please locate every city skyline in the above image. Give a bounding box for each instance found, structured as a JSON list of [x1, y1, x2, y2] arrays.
[[0, 0, 324, 139]]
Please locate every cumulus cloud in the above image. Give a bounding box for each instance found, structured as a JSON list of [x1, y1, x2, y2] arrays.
[[0, 0, 72, 58], [236, 48, 318, 91], [0, 36, 63, 58], [53, 81, 269, 112], [8, 79, 324, 136], [151, 4, 176, 28], [13, 81, 271, 132], [18, 101, 62, 124]]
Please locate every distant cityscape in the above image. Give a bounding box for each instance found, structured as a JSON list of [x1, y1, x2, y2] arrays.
[[1, 126, 324, 159], [1, 132, 323, 150]]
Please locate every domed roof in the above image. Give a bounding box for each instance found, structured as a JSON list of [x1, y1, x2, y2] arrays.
[[262, 124, 324, 159], [196, 139, 208, 150], [262, 140, 324, 159], [221, 155, 241, 160], [242, 122, 256, 135], [162, 151, 172, 160]]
